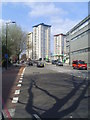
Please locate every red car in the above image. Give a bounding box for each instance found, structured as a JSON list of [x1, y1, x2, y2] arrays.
[[72, 60, 87, 70]]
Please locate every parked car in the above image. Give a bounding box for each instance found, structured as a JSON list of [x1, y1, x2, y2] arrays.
[[72, 60, 87, 70], [37, 61, 45, 67], [56, 61, 63, 66], [52, 60, 58, 64]]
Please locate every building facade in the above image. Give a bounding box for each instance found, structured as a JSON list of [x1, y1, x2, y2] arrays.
[[33, 23, 51, 60], [54, 33, 66, 62], [26, 32, 33, 59], [66, 15, 90, 67]]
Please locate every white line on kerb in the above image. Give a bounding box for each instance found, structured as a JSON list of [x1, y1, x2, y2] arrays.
[[12, 97, 18, 103], [20, 75, 23, 77], [17, 84, 22, 87], [19, 80, 22, 83], [2, 109, 15, 117], [14, 90, 20, 95]]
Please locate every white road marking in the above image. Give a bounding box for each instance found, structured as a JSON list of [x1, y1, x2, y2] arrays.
[[33, 114, 41, 120], [17, 84, 21, 87], [19, 80, 22, 83], [21, 75, 23, 77], [12, 97, 18, 103], [70, 115, 73, 118], [2, 109, 15, 118], [20, 77, 23, 80], [14, 90, 20, 95]]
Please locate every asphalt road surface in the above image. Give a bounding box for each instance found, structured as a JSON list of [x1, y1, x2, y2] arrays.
[[14, 63, 89, 119]]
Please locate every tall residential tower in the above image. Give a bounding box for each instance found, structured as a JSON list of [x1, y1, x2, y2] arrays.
[[54, 33, 66, 61], [33, 23, 51, 60]]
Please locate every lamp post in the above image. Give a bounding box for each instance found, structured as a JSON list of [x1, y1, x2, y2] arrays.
[[5, 21, 16, 70]]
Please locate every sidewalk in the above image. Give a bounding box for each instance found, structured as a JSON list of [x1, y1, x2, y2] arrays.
[[2, 65, 26, 119], [2, 65, 21, 107]]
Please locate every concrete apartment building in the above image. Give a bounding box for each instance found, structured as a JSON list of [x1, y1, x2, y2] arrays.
[[33, 23, 51, 60], [54, 33, 66, 62], [26, 32, 33, 59], [66, 15, 90, 67]]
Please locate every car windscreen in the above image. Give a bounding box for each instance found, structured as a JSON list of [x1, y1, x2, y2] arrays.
[[78, 61, 85, 64], [58, 61, 61, 63]]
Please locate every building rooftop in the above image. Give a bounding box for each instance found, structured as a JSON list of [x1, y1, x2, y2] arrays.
[[54, 33, 66, 37], [33, 23, 51, 27], [28, 32, 33, 35]]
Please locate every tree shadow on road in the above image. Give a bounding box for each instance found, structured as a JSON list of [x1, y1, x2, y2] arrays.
[[25, 73, 89, 119]]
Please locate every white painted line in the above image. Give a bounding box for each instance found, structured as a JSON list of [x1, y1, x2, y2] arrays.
[[8, 109, 15, 117], [17, 84, 21, 87], [19, 80, 22, 83], [70, 115, 72, 118], [33, 114, 41, 120], [20, 75, 23, 77], [21, 73, 24, 76], [14, 90, 20, 95], [20, 77, 23, 80], [12, 97, 18, 103]]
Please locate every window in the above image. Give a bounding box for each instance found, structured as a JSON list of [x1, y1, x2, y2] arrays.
[[71, 29, 90, 41], [71, 20, 89, 35], [71, 48, 89, 55]]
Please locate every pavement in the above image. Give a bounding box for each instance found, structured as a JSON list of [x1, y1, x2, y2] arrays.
[[1, 65, 25, 119]]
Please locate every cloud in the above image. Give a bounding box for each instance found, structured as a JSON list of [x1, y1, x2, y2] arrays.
[[50, 17, 80, 34], [28, 3, 68, 17]]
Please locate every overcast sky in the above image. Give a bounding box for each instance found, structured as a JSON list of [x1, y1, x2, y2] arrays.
[[1, 1, 89, 53]]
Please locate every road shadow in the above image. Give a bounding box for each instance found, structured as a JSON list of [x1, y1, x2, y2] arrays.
[[25, 73, 89, 119]]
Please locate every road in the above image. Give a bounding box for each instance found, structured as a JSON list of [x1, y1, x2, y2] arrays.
[[14, 63, 89, 119]]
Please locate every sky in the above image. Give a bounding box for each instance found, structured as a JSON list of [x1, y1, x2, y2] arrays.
[[1, 1, 89, 53]]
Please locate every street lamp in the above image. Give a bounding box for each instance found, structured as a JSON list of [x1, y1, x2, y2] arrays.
[[5, 21, 16, 69]]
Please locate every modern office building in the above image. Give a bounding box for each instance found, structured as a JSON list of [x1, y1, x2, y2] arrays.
[[54, 33, 66, 61], [66, 15, 90, 67], [33, 23, 51, 60], [26, 32, 33, 59]]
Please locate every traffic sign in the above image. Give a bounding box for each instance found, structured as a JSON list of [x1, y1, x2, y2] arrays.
[[5, 54, 8, 59]]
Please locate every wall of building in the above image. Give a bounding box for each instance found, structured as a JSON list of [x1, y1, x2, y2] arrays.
[[54, 34, 66, 61], [26, 32, 33, 59], [66, 15, 90, 67]]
